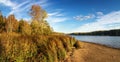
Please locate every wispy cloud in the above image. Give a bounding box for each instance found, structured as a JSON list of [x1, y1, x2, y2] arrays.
[[96, 12, 104, 16], [73, 11, 105, 21], [47, 11, 68, 23], [47, 17, 68, 23], [12, 1, 30, 10], [9, 1, 30, 15], [73, 10, 120, 32], [73, 14, 95, 21], [0, 0, 17, 8], [48, 12, 64, 16], [1, 0, 68, 23], [96, 12, 104, 18], [7, 0, 49, 20]]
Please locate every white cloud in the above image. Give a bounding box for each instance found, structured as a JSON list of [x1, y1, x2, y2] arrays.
[[47, 17, 68, 23], [9, 1, 30, 15], [73, 14, 95, 21], [0, 0, 17, 8], [96, 11, 120, 24], [48, 12, 64, 16], [73, 12, 105, 21], [96, 12, 104, 18], [97, 12, 104, 16], [12, 1, 30, 10], [47, 11, 68, 23], [1, 0, 68, 24], [73, 11, 120, 32], [7, 0, 49, 20]]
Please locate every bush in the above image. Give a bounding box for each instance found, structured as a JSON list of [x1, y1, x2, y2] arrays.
[[74, 41, 81, 49], [0, 33, 79, 62]]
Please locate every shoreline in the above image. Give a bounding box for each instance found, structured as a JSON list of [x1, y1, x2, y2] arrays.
[[70, 35, 120, 49], [69, 34, 120, 36], [65, 41, 120, 62], [80, 41, 120, 49]]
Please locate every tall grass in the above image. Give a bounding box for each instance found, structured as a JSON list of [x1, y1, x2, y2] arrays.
[[0, 33, 79, 62]]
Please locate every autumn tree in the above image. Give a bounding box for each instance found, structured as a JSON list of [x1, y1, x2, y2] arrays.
[[41, 20, 53, 34], [0, 11, 6, 32], [30, 4, 47, 21], [30, 5, 52, 35], [31, 20, 41, 35], [5, 14, 18, 33], [18, 19, 31, 35]]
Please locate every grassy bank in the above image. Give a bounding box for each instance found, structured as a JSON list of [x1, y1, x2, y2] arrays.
[[0, 33, 80, 62], [0, 33, 120, 62]]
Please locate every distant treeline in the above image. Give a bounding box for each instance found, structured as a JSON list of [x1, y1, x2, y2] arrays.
[[69, 29, 120, 36]]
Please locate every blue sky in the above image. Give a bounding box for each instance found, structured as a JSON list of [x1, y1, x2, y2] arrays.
[[0, 0, 120, 33]]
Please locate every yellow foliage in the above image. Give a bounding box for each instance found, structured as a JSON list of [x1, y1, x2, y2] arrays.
[[0, 33, 78, 62]]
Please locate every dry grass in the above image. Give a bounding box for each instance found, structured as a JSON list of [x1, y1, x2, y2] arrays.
[[1, 33, 119, 62], [0, 33, 77, 62]]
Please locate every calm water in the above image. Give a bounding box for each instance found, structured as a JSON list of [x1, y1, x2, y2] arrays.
[[71, 35, 120, 48]]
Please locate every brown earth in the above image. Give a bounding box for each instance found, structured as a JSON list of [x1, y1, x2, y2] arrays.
[[65, 41, 120, 62]]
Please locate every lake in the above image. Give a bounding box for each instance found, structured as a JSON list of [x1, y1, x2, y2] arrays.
[[71, 35, 120, 48]]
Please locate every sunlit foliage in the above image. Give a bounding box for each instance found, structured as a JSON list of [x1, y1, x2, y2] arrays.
[[30, 4, 47, 21], [18, 19, 31, 35], [0, 5, 80, 62], [6, 14, 19, 33], [0, 33, 78, 62], [30, 4, 52, 35]]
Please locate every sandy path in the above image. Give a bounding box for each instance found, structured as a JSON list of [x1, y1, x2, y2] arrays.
[[66, 41, 120, 62]]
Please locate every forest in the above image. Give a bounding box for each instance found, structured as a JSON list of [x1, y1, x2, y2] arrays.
[[69, 29, 120, 36]]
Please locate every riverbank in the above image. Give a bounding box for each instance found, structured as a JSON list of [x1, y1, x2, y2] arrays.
[[0, 33, 120, 62], [65, 41, 120, 62], [0, 33, 79, 62]]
